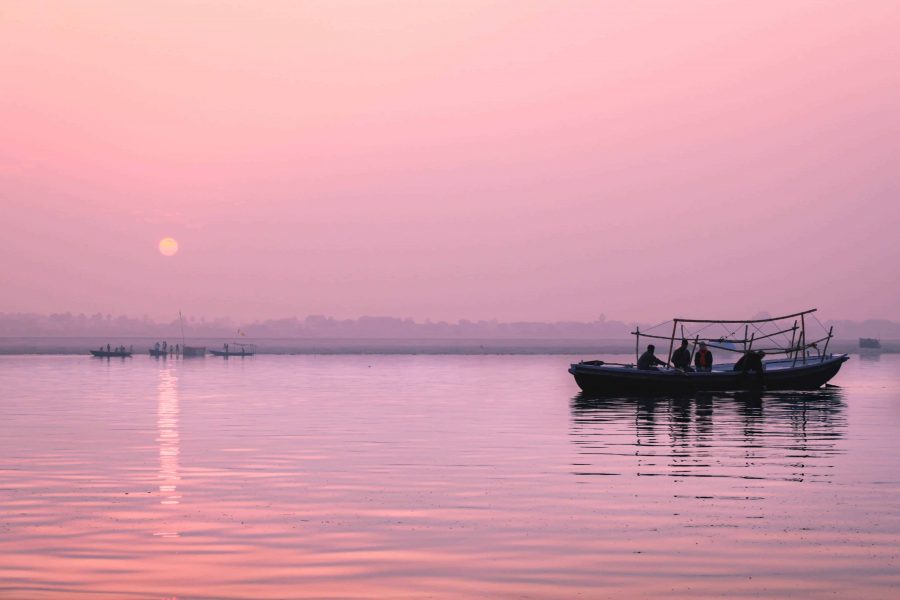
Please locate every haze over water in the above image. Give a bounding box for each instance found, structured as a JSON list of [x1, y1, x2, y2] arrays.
[[1, 353, 898, 598], [4, 2, 900, 597]]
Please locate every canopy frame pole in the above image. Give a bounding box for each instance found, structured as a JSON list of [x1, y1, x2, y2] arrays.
[[788, 320, 798, 362], [743, 325, 749, 352], [747, 332, 755, 351], [801, 313, 807, 365], [689, 334, 699, 366], [821, 326, 833, 362], [674, 309, 816, 324], [665, 320, 678, 368], [630, 326, 792, 344], [635, 326, 640, 364], [792, 333, 800, 366]]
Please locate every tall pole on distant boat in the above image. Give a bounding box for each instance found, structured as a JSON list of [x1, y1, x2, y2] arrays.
[[179, 310, 186, 349]]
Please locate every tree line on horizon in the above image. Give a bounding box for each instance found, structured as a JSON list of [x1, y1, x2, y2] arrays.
[[0, 312, 897, 340]]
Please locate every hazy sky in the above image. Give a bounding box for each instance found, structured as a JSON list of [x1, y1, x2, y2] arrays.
[[3, 1, 899, 323]]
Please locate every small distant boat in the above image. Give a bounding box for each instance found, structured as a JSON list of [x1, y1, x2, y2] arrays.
[[178, 310, 206, 357], [148, 348, 169, 357], [570, 309, 848, 395], [859, 338, 881, 350], [209, 343, 256, 357], [91, 350, 132, 358]]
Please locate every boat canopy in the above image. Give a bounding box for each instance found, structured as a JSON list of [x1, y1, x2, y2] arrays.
[[633, 309, 834, 367]]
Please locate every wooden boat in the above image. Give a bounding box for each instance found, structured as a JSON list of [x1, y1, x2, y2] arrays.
[[209, 343, 256, 357], [859, 338, 881, 350], [148, 348, 169, 357], [570, 309, 849, 395], [90, 350, 132, 358]]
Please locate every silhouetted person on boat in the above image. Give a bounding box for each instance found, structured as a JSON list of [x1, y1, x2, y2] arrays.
[[671, 339, 692, 370], [638, 344, 666, 370], [695, 342, 713, 371], [735, 350, 766, 386], [107, 344, 111, 353]]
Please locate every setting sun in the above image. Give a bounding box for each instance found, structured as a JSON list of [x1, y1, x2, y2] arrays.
[[158, 237, 179, 257]]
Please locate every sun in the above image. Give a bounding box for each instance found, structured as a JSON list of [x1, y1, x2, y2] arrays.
[[158, 237, 179, 257]]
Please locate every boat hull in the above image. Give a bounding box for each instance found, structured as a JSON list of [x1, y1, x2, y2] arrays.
[[570, 355, 849, 395], [90, 350, 132, 358], [209, 350, 254, 357]]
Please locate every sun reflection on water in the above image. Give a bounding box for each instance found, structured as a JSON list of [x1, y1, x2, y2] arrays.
[[157, 368, 181, 520]]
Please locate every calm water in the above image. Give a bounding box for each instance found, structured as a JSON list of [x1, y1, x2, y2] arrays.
[[1, 353, 898, 599]]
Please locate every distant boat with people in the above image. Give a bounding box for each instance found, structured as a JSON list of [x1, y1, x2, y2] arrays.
[[570, 309, 849, 395], [149, 341, 177, 357], [209, 342, 256, 357], [178, 310, 206, 357], [91, 346, 132, 358]]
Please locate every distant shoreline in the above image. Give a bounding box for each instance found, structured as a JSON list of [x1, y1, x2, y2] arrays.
[[0, 337, 894, 356]]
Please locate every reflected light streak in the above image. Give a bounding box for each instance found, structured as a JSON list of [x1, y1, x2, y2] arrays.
[[157, 368, 181, 520]]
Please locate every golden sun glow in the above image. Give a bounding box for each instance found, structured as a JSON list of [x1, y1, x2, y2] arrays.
[[158, 237, 179, 257]]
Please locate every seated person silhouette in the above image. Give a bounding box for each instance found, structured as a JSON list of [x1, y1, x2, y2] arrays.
[[694, 342, 713, 372], [637, 344, 666, 370], [670, 339, 693, 371], [734, 350, 766, 386]]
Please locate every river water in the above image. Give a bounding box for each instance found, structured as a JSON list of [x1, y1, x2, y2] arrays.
[[0, 353, 898, 599]]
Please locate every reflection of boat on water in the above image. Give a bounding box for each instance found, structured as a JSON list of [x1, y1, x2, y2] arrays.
[[859, 338, 881, 350], [209, 343, 256, 357], [90, 349, 132, 358], [569, 388, 847, 482], [570, 309, 848, 395]]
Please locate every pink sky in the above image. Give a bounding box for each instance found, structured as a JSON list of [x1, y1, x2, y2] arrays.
[[3, 1, 899, 323]]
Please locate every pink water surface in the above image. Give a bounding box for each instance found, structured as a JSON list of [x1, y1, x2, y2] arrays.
[[0, 353, 898, 598]]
